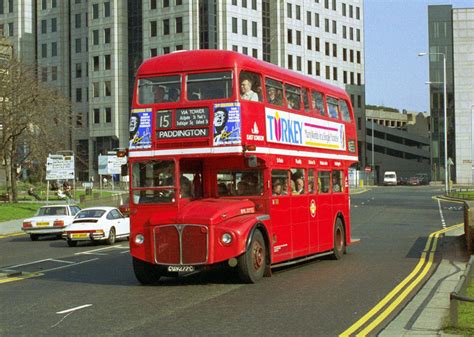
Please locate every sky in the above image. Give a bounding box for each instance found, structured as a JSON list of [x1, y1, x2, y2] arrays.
[[364, 0, 473, 113]]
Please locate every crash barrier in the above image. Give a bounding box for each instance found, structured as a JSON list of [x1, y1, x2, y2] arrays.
[[464, 201, 474, 254], [449, 255, 474, 329], [449, 187, 474, 200]]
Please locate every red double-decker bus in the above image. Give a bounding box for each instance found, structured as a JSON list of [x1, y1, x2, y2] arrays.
[[128, 50, 358, 284]]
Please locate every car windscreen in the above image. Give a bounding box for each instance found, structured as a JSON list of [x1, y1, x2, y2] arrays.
[[37, 207, 67, 216], [76, 209, 106, 219]]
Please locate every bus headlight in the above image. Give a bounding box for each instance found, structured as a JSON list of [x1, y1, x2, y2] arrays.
[[135, 234, 145, 245], [221, 233, 233, 245]]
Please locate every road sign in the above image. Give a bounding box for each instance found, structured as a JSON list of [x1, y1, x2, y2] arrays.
[[98, 155, 127, 175], [46, 154, 75, 180]]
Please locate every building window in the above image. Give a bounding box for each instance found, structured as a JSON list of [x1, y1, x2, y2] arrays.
[[343, 71, 347, 84], [332, 0, 336, 10], [357, 73, 361, 85], [242, 0, 247, 8], [76, 113, 83, 128], [333, 43, 337, 57], [104, 28, 111, 43], [252, 48, 258, 58], [105, 108, 112, 123], [287, 29, 292, 44], [307, 60, 312, 75], [76, 63, 82, 78], [41, 67, 48, 82], [307, 35, 312, 50], [94, 108, 100, 124], [92, 4, 99, 19], [297, 56, 302, 71], [316, 62, 320, 76], [252, 21, 257, 37], [51, 18, 57, 32], [76, 88, 82, 102], [41, 43, 47, 58], [104, 54, 111, 69], [252, 0, 257, 10], [51, 42, 57, 57], [296, 30, 301, 45], [242, 19, 248, 35], [325, 19, 329, 32], [332, 20, 337, 34], [232, 17, 237, 34], [150, 21, 157, 37], [163, 19, 170, 35], [7, 0, 12, 12], [104, 2, 110, 17], [357, 50, 361, 64], [242, 47, 248, 55], [324, 0, 329, 9], [357, 28, 360, 41], [296, 5, 301, 20], [232, 45, 238, 52], [93, 82, 99, 97], [176, 45, 183, 51], [75, 38, 81, 53], [325, 66, 330, 80], [288, 54, 293, 70], [307, 11, 312, 25], [105, 81, 111, 96], [314, 13, 319, 27], [52, 0, 57, 8], [176, 17, 183, 33], [342, 3, 346, 16], [151, 0, 157, 9], [343, 48, 347, 61], [349, 5, 353, 18], [333, 67, 337, 81], [232, 0, 237, 5], [150, 48, 157, 57], [163, 0, 169, 7], [51, 66, 57, 81], [350, 27, 354, 40], [287, 3, 292, 18], [325, 42, 330, 56], [93, 30, 99, 45], [41, 20, 47, 34], [163, 46, 170, 54], [356, 7, 360, 20], [75, 13, 81, 28], [42, 0, 46, 10], [315, 37, 320, 52], [343, 25, 347, 39], [93, 56, 99, 71]]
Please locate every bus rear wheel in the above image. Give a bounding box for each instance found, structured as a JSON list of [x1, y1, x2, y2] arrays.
[[332, 218, 346, 260], [238, 230, 266, 283], [133, 257, 164, 285]]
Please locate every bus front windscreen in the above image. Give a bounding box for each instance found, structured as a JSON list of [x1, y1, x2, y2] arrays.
[[131, 160, 175, 204]]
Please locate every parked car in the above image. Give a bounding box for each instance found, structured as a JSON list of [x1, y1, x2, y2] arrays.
[[407, 176, 421, 186], [63, 207, 129, 247], [22, 205, 81, 241], [397, 177, 408, 185], [415, 173, 430, 185], [383, 171, 397, 186]]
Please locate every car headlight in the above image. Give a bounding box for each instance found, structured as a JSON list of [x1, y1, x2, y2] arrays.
[[221, 233, 232, 245], [135, 234, 145, 245]]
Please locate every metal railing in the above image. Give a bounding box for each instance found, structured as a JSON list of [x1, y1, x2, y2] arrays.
[[450, 255, 474, 328]]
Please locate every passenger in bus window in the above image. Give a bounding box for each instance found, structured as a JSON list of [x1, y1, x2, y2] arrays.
[[287, 94, 300, 110], [295, 177, 305, 194], [332, 173, 342, 192], [267, 87, 282, 105], [240, 79, 259, 101], [272, 180, 283, 196], [167, 87, 180, 102], [154, 86, 166, 103], [218, 183, 229, 196], [237, 181, 249, 195]]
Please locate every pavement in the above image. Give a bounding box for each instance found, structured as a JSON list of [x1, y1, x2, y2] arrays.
[[0, 206, 471, 336]]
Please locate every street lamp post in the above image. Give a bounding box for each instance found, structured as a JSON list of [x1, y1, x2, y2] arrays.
[[418, 52, 448, 194]]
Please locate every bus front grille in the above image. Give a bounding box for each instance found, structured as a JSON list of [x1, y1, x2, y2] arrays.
[[154, 225, 208, 265]]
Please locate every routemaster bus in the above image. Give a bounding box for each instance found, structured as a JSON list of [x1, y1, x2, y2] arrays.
[[127, 50, 358, 284]]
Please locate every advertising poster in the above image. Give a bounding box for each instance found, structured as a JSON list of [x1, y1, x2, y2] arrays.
[[213, 103, 241, 146], [129, 108, 152, 149]]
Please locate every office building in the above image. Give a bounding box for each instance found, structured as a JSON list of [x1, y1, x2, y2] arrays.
[[0, 0, 366, 179], [428, 5, 474, 184]]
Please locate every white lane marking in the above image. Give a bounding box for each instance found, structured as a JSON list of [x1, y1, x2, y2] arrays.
[[56, 304, 93, 315], [48, 259, 76, 264], [438, 199, 446, 228], [9, 258, 56, 268], [40, 258, 99, 273], [74, 244, 127, 255], [120, 250, 130, 254]]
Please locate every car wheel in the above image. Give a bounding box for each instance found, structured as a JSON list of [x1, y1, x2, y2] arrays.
[[56, 234, 62, 240], [67, 240, 77, 247], [332, 218, 346, 260], [237, 230, 266, 283], [106, 227, 116, 245], [30, 234, 39, 241], [133, 257, 164, 285]]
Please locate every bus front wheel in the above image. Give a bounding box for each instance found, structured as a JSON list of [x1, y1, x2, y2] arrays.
[[133, 257, 163, 285], [238, 230, 266, 283], [332, 218, 346, 260]]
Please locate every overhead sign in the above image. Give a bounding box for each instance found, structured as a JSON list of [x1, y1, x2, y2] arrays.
[[98, 155, 127, 175], [46, 155, 75, 180]]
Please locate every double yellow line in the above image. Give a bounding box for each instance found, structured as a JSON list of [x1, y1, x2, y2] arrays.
[[340, 223, 463, 337]]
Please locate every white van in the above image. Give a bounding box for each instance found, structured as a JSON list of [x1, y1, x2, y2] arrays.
[[383, 171, 397, 186]]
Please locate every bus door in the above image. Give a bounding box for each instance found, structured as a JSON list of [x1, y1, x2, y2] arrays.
[[317, 171, 332, 251], [270, 169, 292, 262], [290, 168, 309, 257], [308, 169, 318, 253]]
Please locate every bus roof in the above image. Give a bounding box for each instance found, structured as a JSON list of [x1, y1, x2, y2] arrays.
[[137, 50, 348, 99]]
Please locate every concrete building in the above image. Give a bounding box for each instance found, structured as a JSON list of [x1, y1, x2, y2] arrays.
[[0, 0, 366, 179], [366, 109, 431, 183], [428, 5, 474, 184]]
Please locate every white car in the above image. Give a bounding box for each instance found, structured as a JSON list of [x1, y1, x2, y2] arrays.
[[63, 207, 129, 247], [22, 205, 81, 241]]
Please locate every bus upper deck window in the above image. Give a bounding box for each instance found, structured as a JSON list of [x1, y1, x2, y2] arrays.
[[265, 78, 284, 106], [285, 84, 301, 110], [311, 90, 326, 116], [327, 97, 340, 119], [239, 71, 262, 102], [340, 100, 352, 122], [138, 75, 181, 105], [187, 71, 233, 101]]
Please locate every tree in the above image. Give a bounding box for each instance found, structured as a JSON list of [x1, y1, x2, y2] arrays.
[[0, 57, 72, 202]]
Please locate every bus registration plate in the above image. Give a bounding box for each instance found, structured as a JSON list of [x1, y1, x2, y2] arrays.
[[167, 266, 195, 272]]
